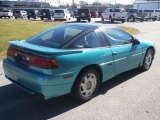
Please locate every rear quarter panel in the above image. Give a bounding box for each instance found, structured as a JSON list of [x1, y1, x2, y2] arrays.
[[52, 47, 114, 83]]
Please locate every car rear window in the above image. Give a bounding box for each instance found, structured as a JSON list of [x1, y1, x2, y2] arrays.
[[155, 10, 160, 12], [55, 10, 64, 13], [126, 9, 137, 12], [26, 25, 88, 48], [109, 9, 121, 12], [144, 10, 154, 12]]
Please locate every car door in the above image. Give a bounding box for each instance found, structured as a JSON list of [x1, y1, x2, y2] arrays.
[[103, 9, 108, 19], [68, 30, 115, 81], [100, 27, 142, 75]]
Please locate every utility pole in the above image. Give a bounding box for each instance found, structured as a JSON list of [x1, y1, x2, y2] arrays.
[[72, 0, 75, 6]]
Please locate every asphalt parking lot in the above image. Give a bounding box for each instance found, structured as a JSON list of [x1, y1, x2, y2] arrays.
[[0, 19, 160, 120]]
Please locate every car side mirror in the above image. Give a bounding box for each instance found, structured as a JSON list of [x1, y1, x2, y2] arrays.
[[132, 38, 140, 45]]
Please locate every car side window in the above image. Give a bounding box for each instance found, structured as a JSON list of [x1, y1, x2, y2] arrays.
[[101, 28, 133, 46], [69, 31, 101, 48]]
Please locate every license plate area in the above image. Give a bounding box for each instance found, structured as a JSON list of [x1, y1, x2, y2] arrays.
[[14, 53, 30, 67]]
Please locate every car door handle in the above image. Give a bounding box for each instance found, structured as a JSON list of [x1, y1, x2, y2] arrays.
[[112, 52, 118, 56]]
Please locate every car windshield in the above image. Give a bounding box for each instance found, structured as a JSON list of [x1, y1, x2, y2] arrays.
[[55, 10, 64, 13], [26, 25, 88, 48], [16, 11, 20, 13], [3, 10, 9, 12], [78, 9, 89, 13], [144, 10, 154, 12]]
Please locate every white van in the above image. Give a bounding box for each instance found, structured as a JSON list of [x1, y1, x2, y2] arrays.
[[54, 9, 71, 21]]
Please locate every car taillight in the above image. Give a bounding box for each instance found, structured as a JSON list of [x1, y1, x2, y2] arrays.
[[7, 47, 15, 58], [7, 47, 58, 69], [113, 13, 115, 16], [30, 56, 58, 69]]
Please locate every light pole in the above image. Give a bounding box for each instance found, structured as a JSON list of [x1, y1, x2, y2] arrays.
[[72, 0, 75, 6]]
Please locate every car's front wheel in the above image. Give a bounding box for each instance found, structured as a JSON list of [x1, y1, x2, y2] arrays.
[[109, 16, 113, 23], [101, 16, 104, 21], [72, 69, 100, 102], [142, 49, 154, 71]]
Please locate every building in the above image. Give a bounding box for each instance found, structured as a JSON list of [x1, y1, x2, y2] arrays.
[[133, 0, 160, 10]]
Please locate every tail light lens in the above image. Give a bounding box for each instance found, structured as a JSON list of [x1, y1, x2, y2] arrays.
[[7, 47, 58, 69], [113, 13, 115, 16], [7, 47, 15, 58], [31, 56, 58, 69]]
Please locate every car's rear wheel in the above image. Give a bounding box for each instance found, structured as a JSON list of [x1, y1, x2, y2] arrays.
[[141, 49, 154, 71], [77, 17, 80, 22], [88, 18, 91, 22], [72, 69, 100, 102], [128, 16, 135, 22], [109, 16, 113, 23], [40, 17, 44, 20], [121, 19, 125, 23]]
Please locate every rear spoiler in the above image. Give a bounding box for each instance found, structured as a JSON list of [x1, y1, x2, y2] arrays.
[[9, 40, 83, 55]]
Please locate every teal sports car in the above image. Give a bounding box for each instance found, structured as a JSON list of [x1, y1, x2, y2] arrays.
[[3, 23, 155, 102]]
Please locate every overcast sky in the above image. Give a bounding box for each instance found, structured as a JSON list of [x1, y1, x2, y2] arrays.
[[74, 0, 135, 4]]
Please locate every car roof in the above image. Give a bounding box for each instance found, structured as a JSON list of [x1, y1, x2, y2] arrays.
[[63, 23, 116, 29]]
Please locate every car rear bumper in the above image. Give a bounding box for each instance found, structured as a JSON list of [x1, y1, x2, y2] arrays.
[[3, 59, 74, 99], [54, 16, 66, 20]]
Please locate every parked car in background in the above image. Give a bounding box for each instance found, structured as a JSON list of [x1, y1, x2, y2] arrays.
[[98, 11, 103, 17], [0, 9, 13, 18], [90, 11, 99, 18], [3, 23, 155, 102], [77, 9, 91, 22], [126, 8, 143, 22], [101, 8, 127, 23], [155, 9, 160, 21], [54, 9, 71, 21], [69, 9, 77, 18], [39, 9, 54, 20], [27, 9, 39, 19], [14, 10, 27, 19], [140, 10, 157, 21], [144, 10, 157, 21]]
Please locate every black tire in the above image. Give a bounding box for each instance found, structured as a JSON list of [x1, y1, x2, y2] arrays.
[[141, 49, 154, 71], [28, 16, 30, 20], [40, 17, 44, 20], [101, 16, 104, 21], [109, 16, 113, 23], [88, 18, 91, 22], [152, 18, 156, 21], [72, 69, 100, 102], [121, 19, 125, 23], [128, 16, 135, 22], [140, 18, 144, 22], [77, 17, 80, 22]]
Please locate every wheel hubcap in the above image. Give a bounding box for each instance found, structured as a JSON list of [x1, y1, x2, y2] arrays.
[[144, 51, 153, 69], [80, 73, 97, 98]]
